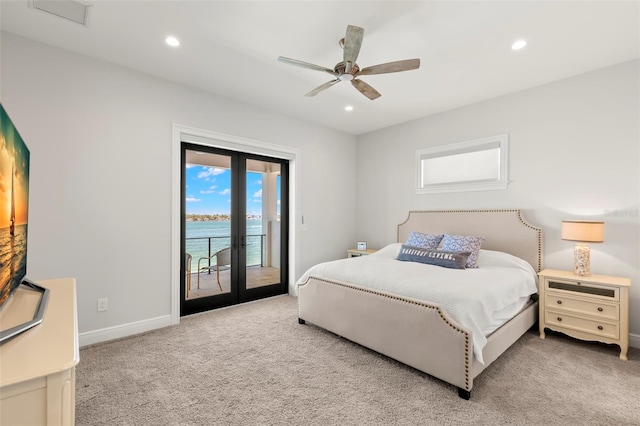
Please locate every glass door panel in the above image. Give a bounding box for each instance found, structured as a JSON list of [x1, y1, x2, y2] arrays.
[[182, 147, 236, 315], [244, 159, 281, 291]]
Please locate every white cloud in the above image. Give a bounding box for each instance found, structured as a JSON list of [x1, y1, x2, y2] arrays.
[[197, 167, 226, 179], [252, 189, 262, 198], [186, 197, 201, 202], [219, 188, 231, 195], [200, 190, 215, 194]]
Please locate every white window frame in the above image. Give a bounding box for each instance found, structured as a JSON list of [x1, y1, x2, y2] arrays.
[[416, 134, 509, 194]]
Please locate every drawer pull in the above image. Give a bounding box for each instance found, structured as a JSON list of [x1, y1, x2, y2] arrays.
[[597, 307, 603, 312], [557, 317, 562, 322], [557, 300, 562, 305], [598, 325, 603, 331]]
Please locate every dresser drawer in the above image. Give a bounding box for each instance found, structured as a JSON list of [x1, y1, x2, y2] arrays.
[[544, 278, 619, 301], [545, 309, 619, 339], [545, 294, 618, 321]]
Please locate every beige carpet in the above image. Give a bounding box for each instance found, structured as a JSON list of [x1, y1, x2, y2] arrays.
[[76, 295, 640, 425]]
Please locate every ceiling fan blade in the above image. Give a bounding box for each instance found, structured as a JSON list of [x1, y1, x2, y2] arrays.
[[358, 59, 421, 76], [278, 56, 337, 76], [343, 25, 364, 73], [305, 79, 341, 97], [351, 79, 381, 100]]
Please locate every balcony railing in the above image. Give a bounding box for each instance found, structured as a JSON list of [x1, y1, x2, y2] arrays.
[[185, 234, 266, 273]]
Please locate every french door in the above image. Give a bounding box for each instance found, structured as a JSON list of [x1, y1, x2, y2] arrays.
[[180, 143, 288, 316]]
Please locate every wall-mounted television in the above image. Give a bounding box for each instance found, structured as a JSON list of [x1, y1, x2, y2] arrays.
[[0, 102, 48, 344]]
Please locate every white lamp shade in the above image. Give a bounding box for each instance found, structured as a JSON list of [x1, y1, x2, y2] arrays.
[[561, 220, 604, 243]]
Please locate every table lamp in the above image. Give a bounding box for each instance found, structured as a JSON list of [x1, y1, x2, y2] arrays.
[[561, 220, 604, 276]]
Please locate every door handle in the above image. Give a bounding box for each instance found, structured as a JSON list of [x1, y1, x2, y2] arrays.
[[233, 236, 238, 250], [241, 235, 246, 248]]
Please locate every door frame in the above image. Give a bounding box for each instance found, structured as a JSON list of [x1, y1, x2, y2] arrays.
[[180, 144, 290, 315], [171, 124, 300, 325]]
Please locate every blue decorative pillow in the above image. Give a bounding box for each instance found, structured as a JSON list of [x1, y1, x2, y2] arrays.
[[396, 244, 470, 269], [406, 231, 444, 249], [441, 234, 485, 268]]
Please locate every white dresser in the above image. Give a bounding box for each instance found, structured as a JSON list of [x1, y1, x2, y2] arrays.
[[538, 269, 630, 360], [0, 278, 79, 425]]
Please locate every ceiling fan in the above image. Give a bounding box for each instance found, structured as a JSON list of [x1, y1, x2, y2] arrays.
[[278, 25, 420, 100]]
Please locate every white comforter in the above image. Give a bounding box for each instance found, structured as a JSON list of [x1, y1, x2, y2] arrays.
[[296, 243, 538, 364]]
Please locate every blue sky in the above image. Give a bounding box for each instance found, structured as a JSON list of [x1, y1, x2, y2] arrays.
[[185, 165, 264, 216]]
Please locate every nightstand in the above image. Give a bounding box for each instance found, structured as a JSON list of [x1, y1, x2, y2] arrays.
[[538, 269, 630, 360], [347, 249, 377, 258]]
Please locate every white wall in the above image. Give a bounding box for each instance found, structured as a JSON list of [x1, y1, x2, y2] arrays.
[[4, 30, 637, 346], [356, 60, 640, 342], [1, 33, 357, 337]]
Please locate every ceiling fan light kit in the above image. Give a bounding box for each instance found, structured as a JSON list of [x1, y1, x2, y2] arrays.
[[278, 25, 420, 100]]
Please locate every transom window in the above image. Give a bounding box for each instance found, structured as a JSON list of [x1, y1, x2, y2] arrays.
[[416, 134, 509, 194]]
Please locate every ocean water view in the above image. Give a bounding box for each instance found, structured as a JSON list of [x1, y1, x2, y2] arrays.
[[0, 225, 28, 305], [185, 219, 263, 273]]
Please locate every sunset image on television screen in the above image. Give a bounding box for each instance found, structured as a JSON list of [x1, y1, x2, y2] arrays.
[[0, 103, 30, 304]]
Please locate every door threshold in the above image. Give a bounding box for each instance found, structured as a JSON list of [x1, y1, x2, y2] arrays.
[[183, 293, 289, 318]]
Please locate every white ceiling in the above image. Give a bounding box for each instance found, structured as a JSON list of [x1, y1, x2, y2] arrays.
[[1, 1, 638, 135]]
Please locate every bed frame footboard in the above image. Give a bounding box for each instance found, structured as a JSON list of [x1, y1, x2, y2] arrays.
[[298, 277, 474, 393]]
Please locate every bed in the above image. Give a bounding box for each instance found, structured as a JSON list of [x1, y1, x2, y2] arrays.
[[296, 209, 543, 399]]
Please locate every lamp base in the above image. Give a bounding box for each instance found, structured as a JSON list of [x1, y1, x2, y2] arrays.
[[573, 243, 591, 276]]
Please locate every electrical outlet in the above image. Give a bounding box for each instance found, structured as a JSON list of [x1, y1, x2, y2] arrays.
[[97, 298, 108, 312]]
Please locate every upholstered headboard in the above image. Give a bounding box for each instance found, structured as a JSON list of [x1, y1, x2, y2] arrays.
[[397, 210, 543, 272]]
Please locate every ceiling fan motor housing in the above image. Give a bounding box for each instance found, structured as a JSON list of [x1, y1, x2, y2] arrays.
[[335, 62, 359, 80]]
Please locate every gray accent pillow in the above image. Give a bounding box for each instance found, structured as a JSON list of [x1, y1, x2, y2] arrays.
[[440, 234, 485, 268], [406, 231, 444, 249], [396, 244, 470, 269]]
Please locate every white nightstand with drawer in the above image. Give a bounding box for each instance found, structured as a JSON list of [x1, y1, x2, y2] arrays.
[[538, 269, 630, 360], [347, 249, 378, 258]]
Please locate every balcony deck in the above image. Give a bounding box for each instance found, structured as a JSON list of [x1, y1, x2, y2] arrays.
[[186, 266, 281, 300]]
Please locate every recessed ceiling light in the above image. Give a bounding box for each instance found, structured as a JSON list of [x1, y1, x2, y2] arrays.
[[511, 39, 527, 50], [345, 105, 354, 111], [165, 36, 180, 47]]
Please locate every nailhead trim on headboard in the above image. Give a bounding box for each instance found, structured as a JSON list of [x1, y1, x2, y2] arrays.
[[397, 209, 543, 272]]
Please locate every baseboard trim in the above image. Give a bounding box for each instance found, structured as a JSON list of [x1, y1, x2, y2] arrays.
[[77, 317, 640, 349], [79, 315, 172, 347], [629, 332, 640, 349]]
